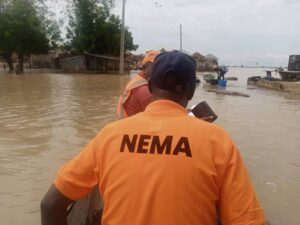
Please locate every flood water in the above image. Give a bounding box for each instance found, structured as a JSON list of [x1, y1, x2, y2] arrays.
[[0, 68, 299, 225]]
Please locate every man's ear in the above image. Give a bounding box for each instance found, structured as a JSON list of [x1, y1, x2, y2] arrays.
[[148, 80, 153, 93]]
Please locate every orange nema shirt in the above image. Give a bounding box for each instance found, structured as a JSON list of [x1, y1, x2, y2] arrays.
[[117, 72, 153, 119], [55, 100, 266, 225]]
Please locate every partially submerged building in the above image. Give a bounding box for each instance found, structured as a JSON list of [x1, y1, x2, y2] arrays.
[[61, 53, 130, 74], [192, 52, 218, 71], [30, 48, 64, 68], [130, 54, 144, 70]]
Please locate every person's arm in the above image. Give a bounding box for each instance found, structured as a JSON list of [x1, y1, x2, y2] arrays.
[[218, 139, 266, 225], [135, 85, 153, 111], [41, 185, 74, 225], [124, 85, 153, 116], [40, 134, 102, 225]]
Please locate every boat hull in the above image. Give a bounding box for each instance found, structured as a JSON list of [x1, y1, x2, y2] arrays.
[[279, 71, 300, 81]]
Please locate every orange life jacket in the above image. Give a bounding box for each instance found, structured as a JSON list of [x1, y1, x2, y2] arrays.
[[117, 73, 148, 119]]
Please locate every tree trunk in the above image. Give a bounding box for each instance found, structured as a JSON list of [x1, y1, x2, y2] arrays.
[[7, 58, 14, 72], [18, 54, 24, 74], [3, 53, 14, 72]]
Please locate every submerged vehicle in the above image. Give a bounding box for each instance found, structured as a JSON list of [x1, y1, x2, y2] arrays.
[[279, 55, 300, 81]]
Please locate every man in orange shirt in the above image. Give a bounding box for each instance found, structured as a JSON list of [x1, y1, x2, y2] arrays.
[[117, 50, 160, 119], [41, 51, 266, 225]]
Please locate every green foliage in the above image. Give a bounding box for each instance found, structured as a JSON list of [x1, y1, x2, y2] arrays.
[[66, 0, 138, 55], [0, 0, 61, 71], [0, 0, 13, 55]]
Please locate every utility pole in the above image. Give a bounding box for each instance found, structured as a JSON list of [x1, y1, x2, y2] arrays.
[[119, 0, 126, 75], [180, 24, 182, 52]]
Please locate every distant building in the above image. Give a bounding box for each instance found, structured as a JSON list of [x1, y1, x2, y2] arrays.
[[85, 53, 120, 73], [31, 52, 54, 68], [129, 51, 219, 72], [60, 55, 86, 73], [206, 53, 218, 64], [130, 54, 144, 70], [205, 53, 218, 62], [60, 52, 131, 74], [192, 52, 218, 71], [30, 48, 65, 68]]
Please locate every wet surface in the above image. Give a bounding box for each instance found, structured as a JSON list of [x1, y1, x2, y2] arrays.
[[0, 68, 299, 225]]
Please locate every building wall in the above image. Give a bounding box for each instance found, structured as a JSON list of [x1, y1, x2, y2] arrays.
[[60, 54, 130, 74], [61, 56, 87, 73]]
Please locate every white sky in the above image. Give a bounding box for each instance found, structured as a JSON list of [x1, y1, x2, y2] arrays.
[[49, 0, 300, 67]]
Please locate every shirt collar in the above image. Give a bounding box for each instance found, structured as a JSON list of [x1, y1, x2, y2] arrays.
[[145, 100, 188, 116]]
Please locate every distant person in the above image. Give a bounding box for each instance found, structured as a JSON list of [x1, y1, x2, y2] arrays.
[[41, 51, 266, 225], [215, 65, 228, 80], [117, 50, 160, 119], [263, 70, 274, 81]]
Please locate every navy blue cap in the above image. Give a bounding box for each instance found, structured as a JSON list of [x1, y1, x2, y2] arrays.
[[149, 51, 196, 93]]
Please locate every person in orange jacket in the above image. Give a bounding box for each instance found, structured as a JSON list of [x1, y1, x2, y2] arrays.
[[41, 51, 266, 225], [117, 50, 160, 119]]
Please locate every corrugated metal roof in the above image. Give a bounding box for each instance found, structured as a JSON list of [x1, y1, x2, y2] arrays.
[[84, 53, 119, 61]]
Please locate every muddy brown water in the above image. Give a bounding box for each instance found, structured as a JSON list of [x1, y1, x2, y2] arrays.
[[0, 68, 299, 225]]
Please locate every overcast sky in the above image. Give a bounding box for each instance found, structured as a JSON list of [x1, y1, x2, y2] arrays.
[[50, 0, 300, 67]]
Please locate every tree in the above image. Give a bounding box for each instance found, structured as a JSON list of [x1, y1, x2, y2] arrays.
[[66, 0, 138, 55], [0, 0, 14, 71], [0, 0, 61, 73]]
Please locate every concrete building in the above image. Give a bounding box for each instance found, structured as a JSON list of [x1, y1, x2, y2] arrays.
[[192, 52, 219, 71], [60, 53, 131, 74]]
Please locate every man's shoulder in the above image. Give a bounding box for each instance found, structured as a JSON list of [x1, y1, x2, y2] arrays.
[[103, 113, 229, 136], [101, 114, 142, 131], [185, 116, 232, 139], [133, 72, 147, 81], [132, 84, 151, 96]]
